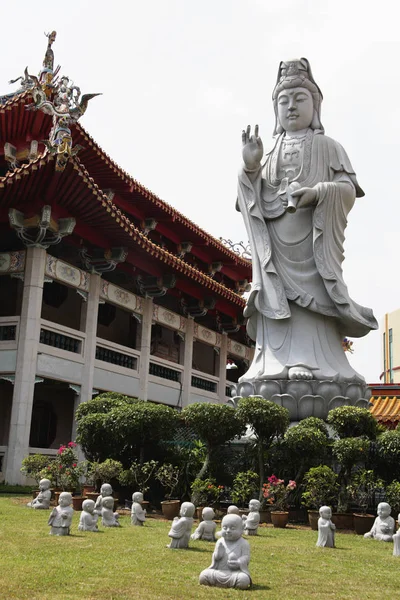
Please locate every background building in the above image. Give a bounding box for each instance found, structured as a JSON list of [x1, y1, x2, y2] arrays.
[[0, 35, 253, 483]]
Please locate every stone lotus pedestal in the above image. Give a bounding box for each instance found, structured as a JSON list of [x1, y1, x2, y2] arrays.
[[230, 380, 371, 421]]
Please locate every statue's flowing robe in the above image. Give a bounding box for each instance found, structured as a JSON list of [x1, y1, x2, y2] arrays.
[[237, 129, 377, 382], [316, 517, 335, 547], [199, 537, 251, 588]]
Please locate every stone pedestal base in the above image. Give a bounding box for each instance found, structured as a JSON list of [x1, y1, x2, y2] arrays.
[[228, 380, 371, 420]]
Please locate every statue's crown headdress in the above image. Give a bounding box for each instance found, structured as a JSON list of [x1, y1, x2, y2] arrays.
[[272, 58, 324, 135]]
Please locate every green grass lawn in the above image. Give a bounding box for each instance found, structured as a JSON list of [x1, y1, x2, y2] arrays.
[[1, 496, 399, 600]]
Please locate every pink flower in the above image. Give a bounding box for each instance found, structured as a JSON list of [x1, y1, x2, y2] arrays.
[[72, 463, 77, 468], [68, 442, 77, 448]]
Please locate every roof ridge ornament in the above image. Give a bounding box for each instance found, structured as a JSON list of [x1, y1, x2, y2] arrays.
[[9, 31, 101, 172]]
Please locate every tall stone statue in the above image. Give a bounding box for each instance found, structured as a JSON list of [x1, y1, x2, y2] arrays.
[[234, 58, 377, 417]]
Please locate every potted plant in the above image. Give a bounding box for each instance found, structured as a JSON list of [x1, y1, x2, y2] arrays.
[[263, 475, 297, 528], [20, 454, 50, 496], [385, 480, 400, 524], [190, 477, 224, 518], [348, 469, 384, 535], [301, 466, 339, 530], [119, 459, 158, 510], [81, 461, 98, 496], [54, 442, 86, 509], [155, 463, 181, 519], [230, 471, 259, 510]]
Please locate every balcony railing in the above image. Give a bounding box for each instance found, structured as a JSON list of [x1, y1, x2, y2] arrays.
[[191, 375, 217, 393], [149, 361, 181, 382], [96, 345, 137, 370], [0, 325, 16, 341], [40, 328, 81, 353]]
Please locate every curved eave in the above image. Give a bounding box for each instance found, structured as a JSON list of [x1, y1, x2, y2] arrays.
[[73, 123, 252, 270], [0, 154, 246, 310], [370, 396, 400, 423]]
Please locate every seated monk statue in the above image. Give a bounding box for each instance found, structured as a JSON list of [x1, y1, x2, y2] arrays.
[[393, 513, 400, 556], [199, 514, 251, 590], [364, 502, 395, 542], [94, 483, 114, 512], [167, 502, 195, 549], [101, 495, 120, 527], [316, 506, 335, 548], [242, 499, 261, 536], [78, 499, 99, 532], [191, 507, 217, 541], [131, 492, 146, 526], [27, 478, 52, 509]]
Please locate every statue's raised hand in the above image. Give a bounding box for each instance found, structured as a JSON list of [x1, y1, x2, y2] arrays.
[[242, 125, 263, 171]]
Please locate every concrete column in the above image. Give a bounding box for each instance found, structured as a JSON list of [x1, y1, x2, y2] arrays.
[[181, 318, 194, 408], [218, 333, 228, 402], [79, 273, 101, 405], [138, 297, 153, 400], [4, 247, 46, 484]]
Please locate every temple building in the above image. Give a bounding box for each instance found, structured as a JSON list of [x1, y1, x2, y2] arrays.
[[0, 33, 253, 484]]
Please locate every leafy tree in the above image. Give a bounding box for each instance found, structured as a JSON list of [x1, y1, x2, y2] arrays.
[[296, 417, 329, 438], [332, 437, 370, 511], [75, 392, 138, 419], [181, 403, 245, 482], [231, 470, 260, 507], [375, 429, 400, 481], [301, 466, 339, 510], [327, 406, 379, 440], [236, 397, 289, 500], [76, 396, 179, 465], [284, 425, 328, 483]]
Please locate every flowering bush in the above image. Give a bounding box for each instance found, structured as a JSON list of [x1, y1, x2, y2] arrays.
[[190, 477, 224, 506], [230, 471, 259, 508], [55, 442, 85, 491], [262, 475, 296, 511]]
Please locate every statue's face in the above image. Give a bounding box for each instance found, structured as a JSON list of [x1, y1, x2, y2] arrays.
[[59, 494, 71, 507], [103, 497, 114, 509], [378, 503, 391, 518], [320, 507, 332, 520], [277, 87, 313, 132], [221, 515, 243, 541], [101, 484, 112, 496]]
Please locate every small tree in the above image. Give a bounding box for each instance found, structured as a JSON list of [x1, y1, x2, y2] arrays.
[[20, 454, 49, 486], [231, 470, 259, 508], [327, 406, 379, 440], [296, 417, 329, 438], [155, 463, 180, 500], [332, 437, 370, 511], [236, 397, 289, 500], [119, 460, 158, 495], [284, 425, 328, 483], [386, 480, 400, 514], [301, 466, 339, 510], [376, 430, 400, 481], [347, 469, 383, 513], [181, 403, 245, 483]]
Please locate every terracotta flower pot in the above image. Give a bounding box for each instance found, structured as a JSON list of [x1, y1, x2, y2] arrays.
[[161, 500, 181, 520], [353, 513, 375, 535], [32, 489, 39, 499], [72, 496, 86, 511], [332, 512, 354, 530], [271, 511, 289, 528], [259, 510, 272, 524], [86, 492, 100, 503], [308, 510, 319, 531], [82, 485, 95, 497]]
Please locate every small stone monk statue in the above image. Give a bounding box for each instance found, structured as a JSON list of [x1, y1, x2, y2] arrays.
[[167, 501, 195, 549], [393, 513, 400, 556], [131, 491, 146, 526], [199, 514, 251, 589], [316, 505, 335, 548], [191, 507, 217, 541], [78, 499, 99, 532], [48, 491, 74, 536], [100, 495, 120, 527], [364, 502, 395, 542], [94, 483, 114, 512], [242, 499, 261, 536], [27, 478, 52, 509]]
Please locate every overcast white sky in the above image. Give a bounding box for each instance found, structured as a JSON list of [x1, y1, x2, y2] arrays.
[[1, 0, 399, 382]]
